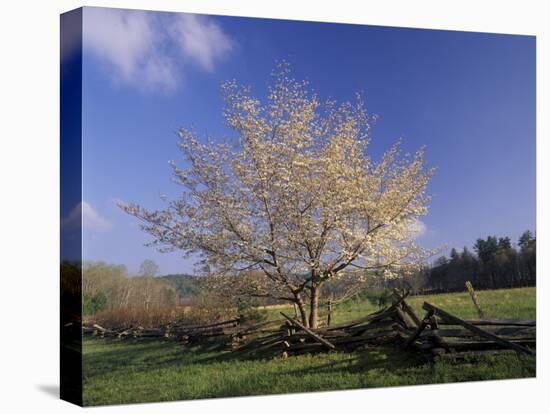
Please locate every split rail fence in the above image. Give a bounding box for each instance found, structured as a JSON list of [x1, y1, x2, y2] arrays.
[[82, 290, 536, 359]]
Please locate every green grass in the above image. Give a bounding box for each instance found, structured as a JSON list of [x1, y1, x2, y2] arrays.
[[262, 287, 536, 323], [345, 287, 535, 323], [82, 287, 536, 406]]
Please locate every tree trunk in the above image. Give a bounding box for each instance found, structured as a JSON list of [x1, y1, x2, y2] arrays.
[[292, 292, 309, 327], [309, 284, 320, 329], [294, 296, 309, 328]]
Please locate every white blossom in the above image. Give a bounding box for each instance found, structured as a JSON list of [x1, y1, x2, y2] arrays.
[[121, 63, 436, 327]]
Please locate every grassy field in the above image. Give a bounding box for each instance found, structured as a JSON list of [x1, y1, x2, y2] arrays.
[[306, 286, 537, 324], [82, 287, 536, 406]]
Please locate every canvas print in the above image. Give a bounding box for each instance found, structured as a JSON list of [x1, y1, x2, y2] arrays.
[[60, 6, 536, 407]]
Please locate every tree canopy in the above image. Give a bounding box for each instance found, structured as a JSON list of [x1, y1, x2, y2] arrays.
[[122, 64, 434, 327]]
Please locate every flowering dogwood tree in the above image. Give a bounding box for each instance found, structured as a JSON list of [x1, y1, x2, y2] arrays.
[[122, 64, 434, 328]]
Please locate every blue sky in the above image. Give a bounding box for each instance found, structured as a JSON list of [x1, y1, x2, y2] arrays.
[[77, 7, 536, 275]]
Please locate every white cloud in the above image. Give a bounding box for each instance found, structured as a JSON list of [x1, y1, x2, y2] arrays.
[[409, 219, 427, 239], [171, 14, 234, 72], [83, 8, 234, 92], [62, 201, 112, 232]]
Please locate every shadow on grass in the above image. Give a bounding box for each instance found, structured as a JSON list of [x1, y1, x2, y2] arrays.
[[84, 336, 425, 367], [83, 338, 236, 378], [270, 345, 427, 377], [82, 336, 536, 405]]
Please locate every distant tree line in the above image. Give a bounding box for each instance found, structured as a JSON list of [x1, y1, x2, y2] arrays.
[[416, 230, 536, 293], [75, 230, 535, 327], [82, 260, 178, 323], [159, 274, 199, 299]]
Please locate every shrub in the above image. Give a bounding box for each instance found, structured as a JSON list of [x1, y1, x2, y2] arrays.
[[92, 305, 189, 329], [83, 291, 108, 315], [362, 289, 394, 308], [237, 297, 267, 323]]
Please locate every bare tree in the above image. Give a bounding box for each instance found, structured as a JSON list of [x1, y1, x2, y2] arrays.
[[139, 259, 160, 277]]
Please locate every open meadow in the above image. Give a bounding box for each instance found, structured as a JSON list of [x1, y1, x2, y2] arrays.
[[82, 287, 536, 406]]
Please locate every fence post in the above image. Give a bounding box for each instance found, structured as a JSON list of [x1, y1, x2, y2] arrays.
[[465, 281, 484, 318], [327, 297, 333, 326]]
